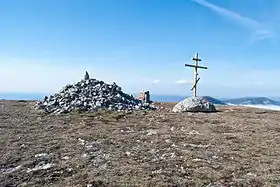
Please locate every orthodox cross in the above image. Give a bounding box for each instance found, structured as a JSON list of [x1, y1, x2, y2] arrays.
[[185, 53, 207, 97]]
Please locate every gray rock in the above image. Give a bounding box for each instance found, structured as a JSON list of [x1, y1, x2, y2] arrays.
[[36, 72, 156, 114], [172, 96, 216, 113], [84, 71, 90, 80]]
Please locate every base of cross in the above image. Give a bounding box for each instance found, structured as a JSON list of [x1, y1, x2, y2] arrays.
[[172, 96, 217, 113]]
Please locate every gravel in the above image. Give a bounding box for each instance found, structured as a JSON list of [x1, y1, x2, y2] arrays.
[[1, 101, 279, 186]]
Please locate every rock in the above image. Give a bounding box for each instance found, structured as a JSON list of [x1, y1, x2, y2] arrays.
[[147, 129, 157, 136], [84, 71, 90, 80], [17, 182, 28, 187], [1, 165, 22, 174], [36, 72, 156, 114], [172, 96, 216, 112], [62, 156, 70, 160], [34, 153, 49, 158], [26, 162, 54, 173]]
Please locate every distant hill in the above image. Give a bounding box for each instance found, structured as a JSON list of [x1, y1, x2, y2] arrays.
[[201, 96, 227, 105], [149, 95, 227, 105], [2, 93, 280, 107], [269, 97, 280, 102], [150, 95, 187, 102], [223, 97, 280, 106]]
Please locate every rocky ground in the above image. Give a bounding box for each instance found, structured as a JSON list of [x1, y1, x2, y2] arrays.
[[36, 73, 155, 114], [1, 100, 280, 187]]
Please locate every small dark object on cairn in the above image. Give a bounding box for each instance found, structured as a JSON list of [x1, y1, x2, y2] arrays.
[[84, 71, 90, 80]]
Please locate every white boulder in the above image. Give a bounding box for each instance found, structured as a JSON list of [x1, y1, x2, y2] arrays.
[[172, 96, 216, 112]]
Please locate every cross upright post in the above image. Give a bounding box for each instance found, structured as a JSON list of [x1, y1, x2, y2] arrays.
[[185, 53, 207, 97]]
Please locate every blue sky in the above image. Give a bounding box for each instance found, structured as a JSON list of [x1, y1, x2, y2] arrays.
[[1, 0, 280, 97]]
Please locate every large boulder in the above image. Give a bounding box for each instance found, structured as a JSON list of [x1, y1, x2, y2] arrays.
[[172, 96, 216, 113]]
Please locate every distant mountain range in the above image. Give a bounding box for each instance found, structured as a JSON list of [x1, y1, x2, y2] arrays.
[[200, 96, 227, 105], [223, 97, 280, 106], [151, 95, 280, 106], [149, 95, 186, 102], [1, 92, 280, 107], [149, 95, 226, 104]]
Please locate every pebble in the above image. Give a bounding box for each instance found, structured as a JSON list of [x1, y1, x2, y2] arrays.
[[27, 163, 54, 173], [1, 165, 22, 174], [62, 156, 70, 160], [147, 129, 157, 136], [125, 151, 131, 156], [35, 153, 48, 158]]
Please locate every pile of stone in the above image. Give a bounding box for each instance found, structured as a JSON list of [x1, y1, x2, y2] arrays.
[[172, 96, 216, 113], [36, 72, 156, 114]]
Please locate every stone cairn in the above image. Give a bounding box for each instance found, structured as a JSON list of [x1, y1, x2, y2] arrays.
[[36, 72, 156, 114]]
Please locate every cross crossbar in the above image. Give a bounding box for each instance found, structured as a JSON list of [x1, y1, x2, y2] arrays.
[[185, 64, 208, 69], [192, 58, 201, 61]]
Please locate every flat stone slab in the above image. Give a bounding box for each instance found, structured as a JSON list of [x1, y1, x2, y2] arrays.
[[172, 96, 216, 113]]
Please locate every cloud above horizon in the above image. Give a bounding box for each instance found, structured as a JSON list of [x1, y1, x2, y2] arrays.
[[174, 79, 193, 85], [152, 79, 161, 84], [0, 58, 280, 97], [0, 60, 141, 93], [254, 81, 263, 85], [190, 0, 275, 42]]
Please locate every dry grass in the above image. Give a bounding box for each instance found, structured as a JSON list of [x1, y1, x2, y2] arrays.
[[1, 101, 280, 186]]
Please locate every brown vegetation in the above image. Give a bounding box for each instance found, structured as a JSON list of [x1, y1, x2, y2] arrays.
[[1, 100, 280, 187]]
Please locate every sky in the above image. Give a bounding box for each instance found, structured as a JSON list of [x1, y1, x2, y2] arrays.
[[1, 0, 280, 98]]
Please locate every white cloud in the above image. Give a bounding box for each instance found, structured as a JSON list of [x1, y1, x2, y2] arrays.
[[1, 58, 280, 97], [152, 79, 161, 84], [0, 59, 141, 93], [190, 0, 275, 42], [254, 81, 263, 85], [174, 79, 193, 84]]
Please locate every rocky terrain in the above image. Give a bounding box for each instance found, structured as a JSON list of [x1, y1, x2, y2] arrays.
[[36, 72, 155, 114], [1, 100, 280, 187]]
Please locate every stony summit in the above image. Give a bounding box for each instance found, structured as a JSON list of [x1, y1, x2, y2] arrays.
[[36, 72, 156, 114]]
